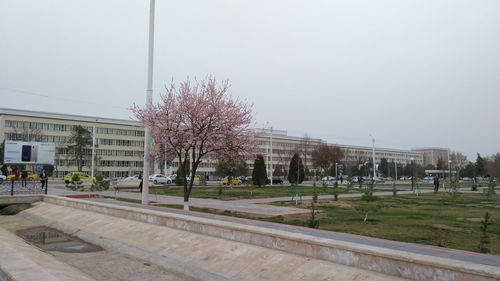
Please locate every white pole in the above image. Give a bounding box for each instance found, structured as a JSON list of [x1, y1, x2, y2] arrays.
[[372, 137, 376, 179], [142, 0, 155, 205], [270, 127, 273, 186], [91, 124, 96, 178], [394, 160, 398, 181], [335, 162, 338, 183]]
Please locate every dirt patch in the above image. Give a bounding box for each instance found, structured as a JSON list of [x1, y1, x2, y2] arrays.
[[432, 224, 467, 233], [17, 226, 103, 253]]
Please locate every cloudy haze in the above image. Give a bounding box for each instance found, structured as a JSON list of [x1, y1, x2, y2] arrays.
[[1, 0, 499, 160]]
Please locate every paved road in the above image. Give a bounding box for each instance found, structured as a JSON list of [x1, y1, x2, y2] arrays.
[[48, 188, 310, 217]]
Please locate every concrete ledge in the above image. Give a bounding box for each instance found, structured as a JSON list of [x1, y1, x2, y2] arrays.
[[41, 195, 500, 281], [0, 195, 42, 206], [0, 227, 95, 281]]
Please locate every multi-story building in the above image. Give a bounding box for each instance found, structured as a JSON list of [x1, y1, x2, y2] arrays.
[[0, 108, 437, 179], [0, 108, 144, 178], [412, 147, 450, 167]]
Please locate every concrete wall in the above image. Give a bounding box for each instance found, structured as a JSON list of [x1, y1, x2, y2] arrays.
[[38, 196, 500, 281]]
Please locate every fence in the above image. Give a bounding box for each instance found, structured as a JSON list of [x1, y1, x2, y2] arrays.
[[0, 179, 47, 196]]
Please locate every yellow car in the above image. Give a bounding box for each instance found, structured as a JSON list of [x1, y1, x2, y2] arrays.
[[64, 172, 95, 183], [7, 172, 39, 181], [222, 177, 242, 185]]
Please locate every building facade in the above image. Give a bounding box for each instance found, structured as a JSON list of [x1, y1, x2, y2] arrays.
[[0, 108, 145, 178], [1, 108, 434, 179], [412, 147, 450, 167]]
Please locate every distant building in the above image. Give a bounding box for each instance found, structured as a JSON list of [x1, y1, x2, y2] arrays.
[[0, 108, 446, 179], [412, 147, 450, 167]]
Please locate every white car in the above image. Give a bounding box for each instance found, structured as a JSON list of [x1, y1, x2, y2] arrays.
[[322, 176, 336, 181], [149, 174, 172, 184], [0, 175, 6, 182]]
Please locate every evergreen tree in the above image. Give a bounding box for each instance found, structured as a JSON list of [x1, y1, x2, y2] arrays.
[[476, 153, 486, 177], [272, 164, 284, 177], [252, 155, 267, 187], [68, 125, 92, 172], [378, 158, 388, 177], [288, 153, 305, 184]]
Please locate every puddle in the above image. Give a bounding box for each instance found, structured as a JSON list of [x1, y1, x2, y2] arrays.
[[16, 226, 103, 253]]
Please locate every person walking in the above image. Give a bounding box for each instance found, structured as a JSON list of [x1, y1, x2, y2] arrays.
[[433, 176, 440, 193], [138, 174, 143, 192], [21, 169, 28, 187], [40, 169, 48, 190]]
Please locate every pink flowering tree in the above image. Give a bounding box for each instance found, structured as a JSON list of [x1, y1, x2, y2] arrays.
[[133, 77, 255, 209]]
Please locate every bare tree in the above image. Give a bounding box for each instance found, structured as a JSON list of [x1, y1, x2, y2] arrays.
[[311, 144, 344, 177], [450, 151, 468, 172], [297, 134, 316, 176]]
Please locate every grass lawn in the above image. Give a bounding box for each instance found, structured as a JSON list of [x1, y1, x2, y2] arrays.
[[270, 193, 500, 254], [149, 184, 360, 200]]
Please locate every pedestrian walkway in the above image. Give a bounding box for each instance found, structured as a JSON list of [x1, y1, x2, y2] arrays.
[[48, 188, 310, 217], [47, 186, 437, 216]]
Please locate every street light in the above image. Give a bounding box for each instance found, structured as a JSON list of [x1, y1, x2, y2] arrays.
[[142, 0, 155, 205], [410, 157, 414, 191], [448, 159, 452, 189], [335, 162, 338, 187]]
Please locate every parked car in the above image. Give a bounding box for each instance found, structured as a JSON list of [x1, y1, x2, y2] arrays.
[[321, 176, 336, 181], [149, 174, 172, 184], [64, 172, 95, 183], [269, 176, 283, 184], [238, 176, 248, 184], [222, 176, 242, 185], [0, 175, 6, 183]]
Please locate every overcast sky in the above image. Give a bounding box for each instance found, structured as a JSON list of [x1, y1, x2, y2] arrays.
[[1, 0, 499, 160]]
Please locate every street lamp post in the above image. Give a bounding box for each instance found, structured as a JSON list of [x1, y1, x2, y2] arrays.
[[335, 162, 338, 187], [410, 157, 414, 191], [270, 126, 273, 186], [448, 159, 452, 190], [142, 0, 155, 205]]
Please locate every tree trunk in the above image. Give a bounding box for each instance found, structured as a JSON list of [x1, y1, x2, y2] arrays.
[[364, 212, 368, 222]]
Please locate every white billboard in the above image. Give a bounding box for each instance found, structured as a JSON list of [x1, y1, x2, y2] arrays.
[[3, 141, 55, 165]]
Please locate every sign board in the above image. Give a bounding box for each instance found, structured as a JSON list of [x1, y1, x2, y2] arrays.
[[3, 141, 55, 165]]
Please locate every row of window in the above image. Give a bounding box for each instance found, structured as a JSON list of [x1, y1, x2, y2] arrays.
[[96, 127, 144, 137], [55, 159, 143, 168], [99, 139, 144, 147], [5, 120, 143, 137], [55, 148, 142, 158], [6, 132, 144, 148], [98, 160, 144, 167], [96, 150, 143, 157], [53, 170, 139, 178], [6, 133, 70, 143]]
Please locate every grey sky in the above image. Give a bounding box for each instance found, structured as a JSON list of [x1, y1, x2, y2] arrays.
[[1, 0, 499, 160]]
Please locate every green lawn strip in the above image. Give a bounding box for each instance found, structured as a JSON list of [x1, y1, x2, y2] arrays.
[[272, 193, 500, 254]]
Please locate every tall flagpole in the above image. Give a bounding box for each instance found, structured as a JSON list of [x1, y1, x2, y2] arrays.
[[142, 0, 155, 205]]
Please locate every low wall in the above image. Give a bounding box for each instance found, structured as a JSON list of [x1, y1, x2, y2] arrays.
[[0, 195, 42, 206], [40, 195, 499, 281]]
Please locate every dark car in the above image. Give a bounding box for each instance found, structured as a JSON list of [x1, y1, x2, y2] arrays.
[[265, 177, 283, 185]]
